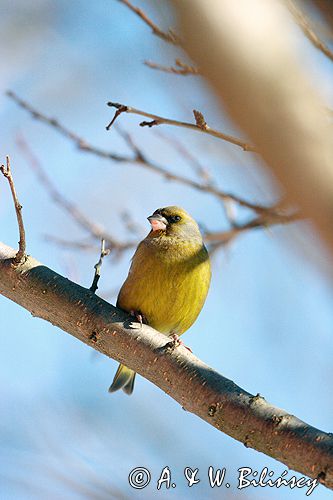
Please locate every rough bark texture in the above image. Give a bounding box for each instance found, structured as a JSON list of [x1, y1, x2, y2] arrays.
[[0, 241, 332, 490]]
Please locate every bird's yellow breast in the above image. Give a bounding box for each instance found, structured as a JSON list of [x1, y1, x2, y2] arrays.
[[117, 236, 211, 335]]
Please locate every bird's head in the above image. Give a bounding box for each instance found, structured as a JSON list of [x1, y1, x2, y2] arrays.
[[147, 206, 202, 240]]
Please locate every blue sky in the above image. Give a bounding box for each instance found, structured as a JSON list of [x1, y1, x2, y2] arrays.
[[0, 1, 333, 499]]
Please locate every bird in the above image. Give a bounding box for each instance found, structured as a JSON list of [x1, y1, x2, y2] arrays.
[[109, 206, 211, 395]]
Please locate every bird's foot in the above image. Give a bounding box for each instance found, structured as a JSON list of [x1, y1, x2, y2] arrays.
[[130, 309, 147, 328], [169, 333, 193, 353]]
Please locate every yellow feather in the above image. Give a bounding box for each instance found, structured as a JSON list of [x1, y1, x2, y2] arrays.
[[109, 206, 211, 394]]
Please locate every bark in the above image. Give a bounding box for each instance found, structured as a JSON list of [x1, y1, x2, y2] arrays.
[[0, 241, 333, 490]]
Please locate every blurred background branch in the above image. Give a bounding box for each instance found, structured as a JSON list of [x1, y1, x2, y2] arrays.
[[286, 0, 333, 62], [144, 58, 200, 75], [9, 92, 299, 256], [117, 0, 180, 45], [173, 0, 333, 257]]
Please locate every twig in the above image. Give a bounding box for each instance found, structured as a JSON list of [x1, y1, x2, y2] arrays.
[[18, 130, 289, 255], [287, 0, 333, 63], [45, 209, 300, 256], [8, 92, 287, 217], [144, 59, 200, 75], [90, 239, 110, 293], [120, 209, 144, 236], [6, 91, 128, 163], [16, 135, 133, 253], [118, 0, 180, 45], [220, 198, 239, 229], [109, 124, 272, 215], [44, 235, 102, 252], [205, 211, 301, 249], [106, 101, 257, 152], [0, 156, 26, 264], [155, 130, 212, 184]]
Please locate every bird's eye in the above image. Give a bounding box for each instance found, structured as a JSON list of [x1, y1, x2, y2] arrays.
[[169, 215, 181, 223]]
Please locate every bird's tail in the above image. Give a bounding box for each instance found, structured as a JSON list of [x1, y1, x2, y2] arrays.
[[108, 364, 136, 395]]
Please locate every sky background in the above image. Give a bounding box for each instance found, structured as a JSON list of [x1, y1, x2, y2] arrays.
[[0, 1, 333, 499]]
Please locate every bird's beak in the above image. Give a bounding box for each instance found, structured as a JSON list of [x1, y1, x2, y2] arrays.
[[147, 213, 168, 232]]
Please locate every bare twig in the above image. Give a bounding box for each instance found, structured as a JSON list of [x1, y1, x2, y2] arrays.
[[44, 235, 102, 252], [0, 156, 26, 264], [6, 99, 300, 257], [45, 209, 300, 256], [90, 239, 110, 293], [118, 0, 180, 45], [120, 210, 144, 236], [18, 130, 293, 253], [287, 0, 333, 63], [109, 124, 273, 215], [221, 199, 239, 229], [16, 135, 134, 253], [144, 58, 200, 75], [106, 101, 257, 152], [6, 91, 129, 164], [155, 130, 212, 183], [8, 92, 293, 221], [205, 211, 301, 250]]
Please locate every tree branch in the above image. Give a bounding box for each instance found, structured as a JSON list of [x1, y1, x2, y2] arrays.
[[0, 241, 332, 491], [1, 156, 26, 264], [90, 239, 110, 293], [106, 101, 257, 152], [7, 92, 275, 216], [6, 91, 129, 163], [287, 0, 333, 63], [174, 0, 333, 257], [205, 211, 301, 249], [144, 58, 200, 75], [117, 0, 180, 45], [16, 134, 133, 254], [17, 133, 300, 251], [7, 92, 301, 257]]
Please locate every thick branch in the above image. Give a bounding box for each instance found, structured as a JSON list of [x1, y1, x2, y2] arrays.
[[0, 241, 332, 490]]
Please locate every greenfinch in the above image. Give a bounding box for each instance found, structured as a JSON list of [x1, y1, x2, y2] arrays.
[[109, 206, 211, 394]]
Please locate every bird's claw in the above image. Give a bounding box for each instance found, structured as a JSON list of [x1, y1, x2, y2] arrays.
[[130, 309, 147, 328], [167, 333, 193, 353]]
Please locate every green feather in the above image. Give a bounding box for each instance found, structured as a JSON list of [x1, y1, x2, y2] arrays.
[[109, 206, 211, 395], [109, 364, 136, 395]]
